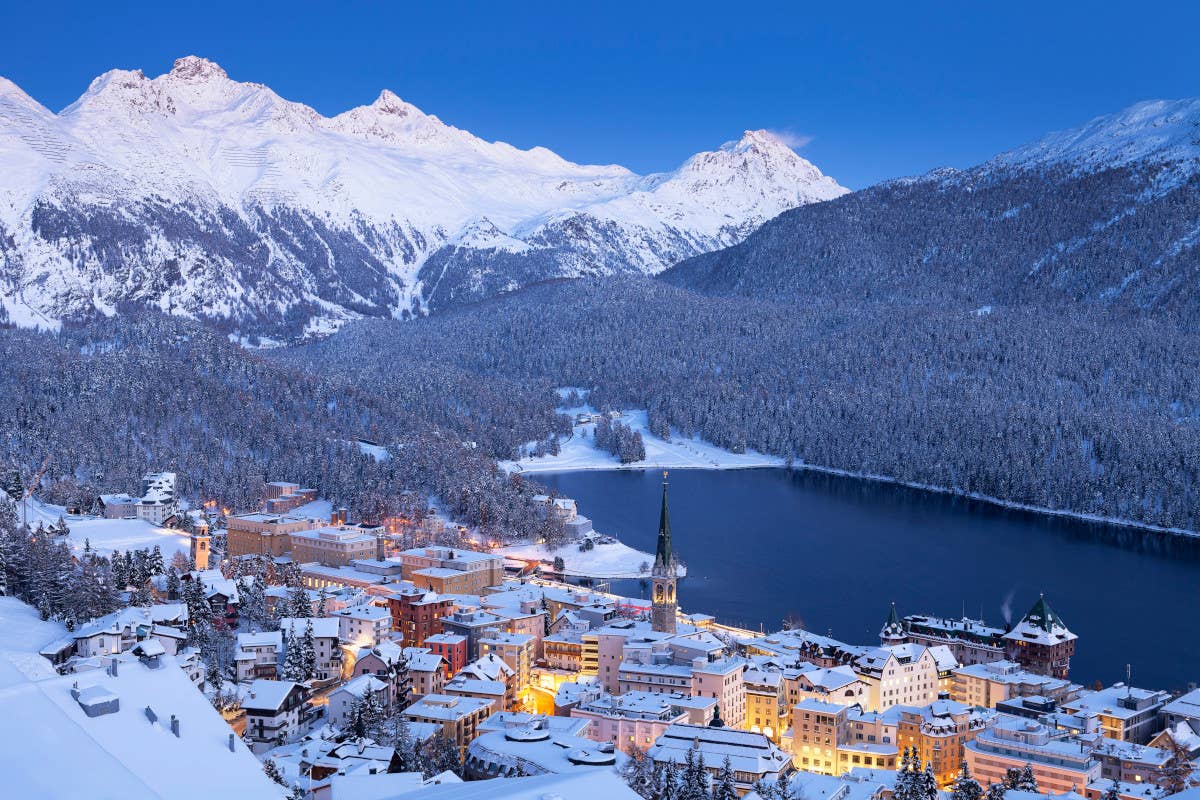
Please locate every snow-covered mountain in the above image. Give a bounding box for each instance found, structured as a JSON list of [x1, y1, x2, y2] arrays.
[[987, 97, 1200, 173], [0, 56, 846, 335], [665, 96, 1200, 314]]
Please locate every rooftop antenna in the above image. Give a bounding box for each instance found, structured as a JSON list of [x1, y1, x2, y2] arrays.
[[1126, 664, 1133, 696]]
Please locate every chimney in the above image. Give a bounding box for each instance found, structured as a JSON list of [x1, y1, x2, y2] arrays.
[[109, 660, 119, 677], [170, 715, 180, 737], [228, 732, 236, 752]]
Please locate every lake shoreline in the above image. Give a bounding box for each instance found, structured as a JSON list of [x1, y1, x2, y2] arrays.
[[534, 460, 1200, 542]]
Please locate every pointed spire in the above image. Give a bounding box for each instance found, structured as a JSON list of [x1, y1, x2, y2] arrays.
[[881, 601, 905, 641], [655, 471, 672, 570], [1022, 593, 1068, 633]]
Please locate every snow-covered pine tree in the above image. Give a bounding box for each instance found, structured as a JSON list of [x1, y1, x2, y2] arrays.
[[951, 759, 983, 800], [262, 758, 287, 786], [713, 756, 738, 800], [985, 782, 1007, 800], [148, 545, 165, 576], [281, 627, 304, 682], [288, 585, 310, 618], [916, 762, 939, 800], [660, 760, 680, 800], [420, 732, 461, 778], [1102, 782, 1122, 800], [300, 620, 317, 681], [893, 747, 916, 800], [392, 715, 419, 772], [1160, 737, 1193, 796], [621, 743, 657, 799], [1015, 764, 1038, 792]]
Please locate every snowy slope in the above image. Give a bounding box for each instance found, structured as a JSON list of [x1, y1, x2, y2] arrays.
[[0, 56, 846, 334], [988, 97, 1200, 173]]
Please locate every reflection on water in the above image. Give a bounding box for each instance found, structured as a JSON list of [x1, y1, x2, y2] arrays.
[[538, 467, 1200, 692]]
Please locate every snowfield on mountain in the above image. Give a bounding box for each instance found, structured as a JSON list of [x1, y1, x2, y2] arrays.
[[0, 56, 846, 335]]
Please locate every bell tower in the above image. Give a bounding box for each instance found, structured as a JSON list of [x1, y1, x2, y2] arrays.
[[651, 471, 678, 634], [190, 518, 211, 571]]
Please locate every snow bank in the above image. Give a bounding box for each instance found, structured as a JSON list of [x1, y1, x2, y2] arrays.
[[500, 537, 684, 580], [501, 406, 785, 474], [20, 497, 189, 559]]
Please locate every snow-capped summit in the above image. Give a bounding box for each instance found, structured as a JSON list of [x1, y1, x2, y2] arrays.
[[0, 57, 847, 333], [167, 54, 229, 82]]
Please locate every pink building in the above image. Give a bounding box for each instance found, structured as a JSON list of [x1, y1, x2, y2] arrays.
[[570, 690, 714, 755]]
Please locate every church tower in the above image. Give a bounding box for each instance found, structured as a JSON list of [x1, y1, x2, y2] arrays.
[[880, 602, 907, 645], [651, 471, 678, 634], [190, 518, 211, 571]]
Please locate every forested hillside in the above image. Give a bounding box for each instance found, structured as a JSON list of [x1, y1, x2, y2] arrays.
[[0, 316, 563, 540], [285, 279, 1200, 533]]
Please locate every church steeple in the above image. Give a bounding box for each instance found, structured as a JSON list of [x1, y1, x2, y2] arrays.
[[880, 601, 906, 644], [651, 471, 678, 634], [655, 471, 672, 571]]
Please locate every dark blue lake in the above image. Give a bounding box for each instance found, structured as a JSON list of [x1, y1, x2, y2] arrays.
[[536, 467, 1199, 692]]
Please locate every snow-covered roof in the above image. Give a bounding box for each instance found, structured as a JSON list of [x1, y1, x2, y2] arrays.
[[333, 674, 389, 700], [330, 771, 461, 800], [237, 630, 283, 649], [395, 766, 640, 800], [1003, 595, 1076, 645], [243, 678, 304, 712], [649, 723, 792, 777], [280, 616, 341, 639], [403, 694, 492, 722], [0, 597, 279, 800], [334, 604, 391, 622]]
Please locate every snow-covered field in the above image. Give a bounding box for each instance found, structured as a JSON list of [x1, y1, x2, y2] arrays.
[[499, 537, 684, 580], [501, 405, 785, 474], [18, 497, 190, 559]]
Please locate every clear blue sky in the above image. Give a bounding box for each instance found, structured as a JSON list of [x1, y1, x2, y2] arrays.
[[3, 1, 1197, 188]]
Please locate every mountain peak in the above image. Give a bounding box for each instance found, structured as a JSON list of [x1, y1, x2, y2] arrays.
[[370, 89, 425, 119], [169, 56, 229, 82]]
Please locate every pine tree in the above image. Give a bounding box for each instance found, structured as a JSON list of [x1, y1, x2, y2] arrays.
[[288, 585, 310, 618], [262, 758, 288, 786], [1160, 737, 1192, 796], [774, 771, 793, 800], [1014, 764, 1038, 792], [165, 567, 180, 600], [1002, 769, 1021, 790], [148, 545, 165, 576], [1102, 782, 1122, 800], [916, 762, 939, 800], [894, 747, 916, 800], [281, 627, 305, 682], [622, 744, 658, 800], [985, 783, 1007, 800], [951, 759, 983, 800], [300, 620, 317, 681], [661, 761, 680, 800], [713, 757, 738, 800], [420, 732, 462, 778], [679, 747, 710, 800], [110, 549, 127, 589], [393, 715, 419, 772], [316, 587, 328, 618]]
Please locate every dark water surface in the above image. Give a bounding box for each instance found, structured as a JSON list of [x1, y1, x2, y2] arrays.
[[536, 468, 1200, 692]]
